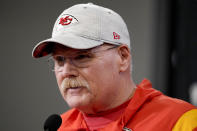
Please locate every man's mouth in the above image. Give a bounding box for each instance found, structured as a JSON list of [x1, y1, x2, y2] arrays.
[[68, 86, 82, 89], [65, 86, 85, 91], [65, 86, 85, 95]]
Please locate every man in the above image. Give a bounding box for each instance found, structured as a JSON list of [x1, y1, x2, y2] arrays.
[[32, 3, 197, 131]]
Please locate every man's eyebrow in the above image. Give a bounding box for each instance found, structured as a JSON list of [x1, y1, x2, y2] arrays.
[[75, 49, 93, 54]]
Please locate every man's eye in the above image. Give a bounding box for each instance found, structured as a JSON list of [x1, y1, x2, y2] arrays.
[[56, 56, 64, 61], [54, 56, 65, 66]]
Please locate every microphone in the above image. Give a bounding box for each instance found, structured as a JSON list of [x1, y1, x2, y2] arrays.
[[44, 114, 62, 131]]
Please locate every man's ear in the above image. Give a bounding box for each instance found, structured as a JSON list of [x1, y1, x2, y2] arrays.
[[117, 45, 131, 72]]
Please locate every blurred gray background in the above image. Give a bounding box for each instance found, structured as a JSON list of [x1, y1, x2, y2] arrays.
[[1, 0, 197, 130]]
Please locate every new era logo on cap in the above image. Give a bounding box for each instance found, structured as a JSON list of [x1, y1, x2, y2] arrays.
[[113, 32, 120, 40]]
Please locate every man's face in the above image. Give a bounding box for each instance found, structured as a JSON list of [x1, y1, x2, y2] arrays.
[[53, 44, 121, 114]]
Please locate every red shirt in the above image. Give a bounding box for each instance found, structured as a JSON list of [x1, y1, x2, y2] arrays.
[[83, 99, 130, 130]]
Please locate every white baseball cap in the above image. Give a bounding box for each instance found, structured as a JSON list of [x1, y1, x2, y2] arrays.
[[32, 3, 130, 58]]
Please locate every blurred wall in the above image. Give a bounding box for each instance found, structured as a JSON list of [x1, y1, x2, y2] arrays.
[[0, 0, 159, 130], [167, 0, 197, 102]]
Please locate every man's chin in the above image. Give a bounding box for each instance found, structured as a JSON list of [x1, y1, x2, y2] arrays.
[[65, 95, 90, 109]]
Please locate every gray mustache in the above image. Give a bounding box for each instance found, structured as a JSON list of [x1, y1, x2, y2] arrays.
[[61, 77, 89, 90]]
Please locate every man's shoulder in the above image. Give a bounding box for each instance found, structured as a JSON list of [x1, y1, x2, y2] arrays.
[[153, 94, 196, 110], [124, 86, 196, 130], [137, 79, 196, 111], [145, 93, 197, 124], [172, 109, 197, 131]]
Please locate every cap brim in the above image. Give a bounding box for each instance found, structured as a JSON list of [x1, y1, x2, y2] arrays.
[[32, 34, 103, 58]]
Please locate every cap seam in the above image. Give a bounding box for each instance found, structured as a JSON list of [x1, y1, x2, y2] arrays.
[[78, 34, 121, 45]]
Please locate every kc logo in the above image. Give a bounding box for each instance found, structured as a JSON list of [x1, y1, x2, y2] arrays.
[[59, 16, 73, 25], [113, 32, 120, 40], [55, 14, 78, 32]]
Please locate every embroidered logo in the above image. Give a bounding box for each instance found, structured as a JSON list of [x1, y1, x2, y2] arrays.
[[59, 16, 73, 25], [123, 127, 132, 131], [55, 14, 78, 32], [113, 32, 120, 40]]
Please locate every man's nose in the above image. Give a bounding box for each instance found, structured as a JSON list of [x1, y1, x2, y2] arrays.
[[61, 59, 78, 77]]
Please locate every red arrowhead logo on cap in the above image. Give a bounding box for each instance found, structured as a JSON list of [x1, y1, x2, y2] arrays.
[[55, 15, 78, 32], [113, 32, 120, 39], [59, 16, 73, 25]]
